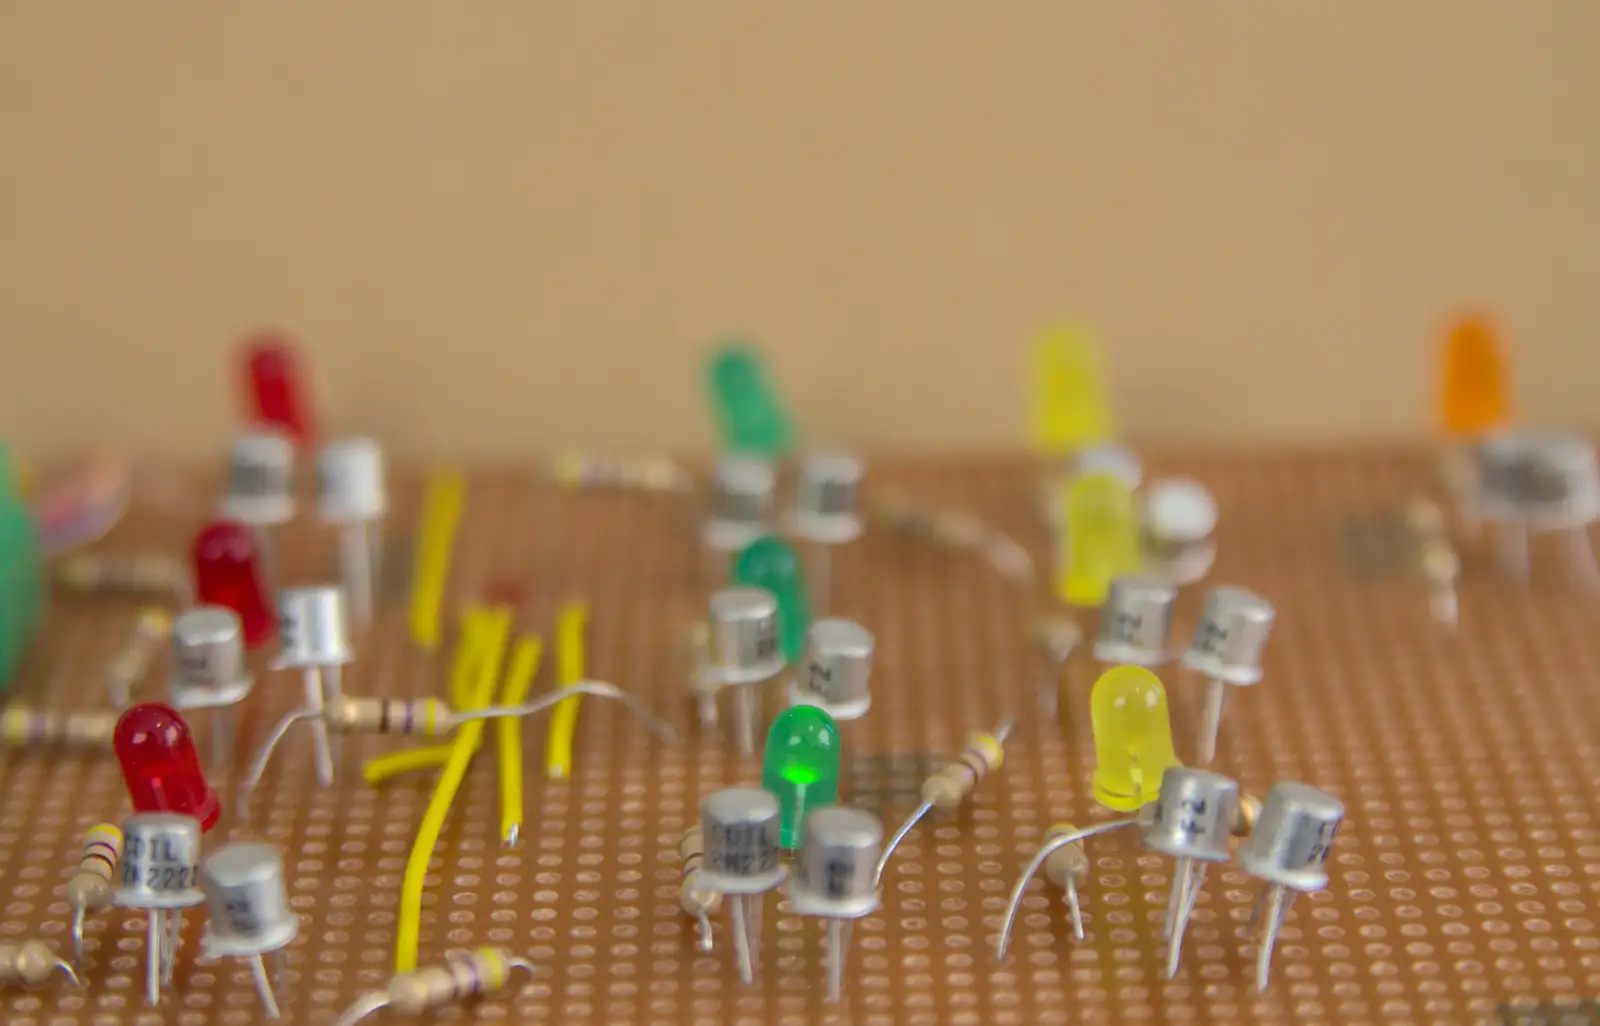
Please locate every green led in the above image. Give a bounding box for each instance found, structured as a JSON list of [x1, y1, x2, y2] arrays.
[[761, 704, 841, 848], [704, 340, 795, 459], [731, 535, 810, 662], [0, 443, 42, 690]]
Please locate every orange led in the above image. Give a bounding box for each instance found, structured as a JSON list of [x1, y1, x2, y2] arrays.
[[1438, 313, 1511, 438]]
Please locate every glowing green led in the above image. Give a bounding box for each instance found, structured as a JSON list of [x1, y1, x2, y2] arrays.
[[760, 704, 841, 848], [0, 442, 41, 690], [731, 535, 810, 662], [704, 340, 795, 459]]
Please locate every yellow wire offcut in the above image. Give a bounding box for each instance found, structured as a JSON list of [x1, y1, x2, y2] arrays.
[[544, 602, 590, 779], [407, 472, 466, 651], [496, 637, 543, 845], [395, 607, 512, 973]]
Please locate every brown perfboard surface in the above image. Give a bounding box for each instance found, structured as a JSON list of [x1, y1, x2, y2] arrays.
[[2, 450, 1596, 1026]]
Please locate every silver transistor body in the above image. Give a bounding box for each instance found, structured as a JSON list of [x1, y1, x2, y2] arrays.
[[706, 587, 784, 755], [1239, 782, 1344, 991], [201, 842, 298, 1019], [1182, 586, 1275, 765], [787, 806, 884, 1003], [316, 438, 387, 629], [692, 788, 786, 985], [788, 618, 874, 721], [168, 606, 254, 774], [1093, 574, 1177, 666], [1141, 767, 1239, 979], [1141, 477, 1219, 585], [114, 813, 205, 1007], [1473, 431, 1600, 589], [701, 457, 776, 556], [221, 431, 296, 587], [789, 452, 865, 616], [273, 585, 354, 786]]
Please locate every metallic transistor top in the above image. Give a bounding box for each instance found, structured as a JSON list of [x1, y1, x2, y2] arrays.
[[315, 437, 387, 523], [273, 585, 354, 669], [707, 587, 783, 684], [1182, 586, 1275, 685], [170, 606, 253, 709], [791, 452, 865, 543], [703, 457, 777, 551], [1142, 767, 1239, 862], [223, 431, 296, 525], [788, 806, 884, 918], [115, 814, 205, 910], [1474, 431, 1600, 527], [697, 787, 786, 895], [1238, 781, 1344, 892], [791, 618, 875, 718], [1094, 574, 1177, 666], [201, 842, 299, 956]]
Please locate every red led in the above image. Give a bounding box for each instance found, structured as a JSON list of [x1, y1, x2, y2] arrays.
[[191, 520, 276, 648], [243, 333, 314, 449], [113, 703, 220, 832]]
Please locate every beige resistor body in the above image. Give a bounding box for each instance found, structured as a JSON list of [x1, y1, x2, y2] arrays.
[[323, 696, 455, 736], [1, 707, 118, 747], [107, 609, 173, 707], [0, 940, 78, 988], [66, 823, 124, 964], [552, 451, 695, 493], [333, 948, 534, 1026], [921, 730, 1006, 810], [1042, 824, 1090, 940], [678, 826, 722, 952], [868, 494, 1032, 583], [56, 553, 191, 603]]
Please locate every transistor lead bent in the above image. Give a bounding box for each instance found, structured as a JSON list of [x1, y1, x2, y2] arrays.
[[875, 716, 1016, 884], [994, 818, 1143, 959], [239, 681, 678, 819]]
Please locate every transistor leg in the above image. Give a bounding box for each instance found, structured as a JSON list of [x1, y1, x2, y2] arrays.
[[728, 895, 755, 985], [1162, 856, 1190, 938], [733, 687, 757, 757], [1195, 678, 1226, 765], [210, 708, 230, 777], [1254, 883, 1287, 991], [1564, 526, 1600, 591], [145, 910, 161, 1006], [1165, 861, 1206, 980], [303, 668, 335, 785], [341, 523, 374, 629], [323, 665, 345, 779], [252, 525, 279, 592], [1063, 876, 1084, 941], [162, 910, 182, 985], [250, 953, 282, 1019], [1495, 521, 1531, 584], [811, 542, 831, 619], [825, 919, 846, 1003]]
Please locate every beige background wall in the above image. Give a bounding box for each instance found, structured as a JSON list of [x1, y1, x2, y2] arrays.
[[2, 2, 1597, 460]]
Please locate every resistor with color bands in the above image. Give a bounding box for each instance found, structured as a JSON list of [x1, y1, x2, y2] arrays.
[[106, 609, 173, 707], [332, 948, 534, 1026], [678, 826, 721, 952], [1043, 823, 1090, 940], [551, 451, 695, 493], [875, 717, 1016, 883], [65, 824, 123, 965], [1, 708, 118, 747]]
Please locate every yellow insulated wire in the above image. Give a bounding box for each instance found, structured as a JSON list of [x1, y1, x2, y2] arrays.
[[363, 608, 491, 785], [395, 607, 512, 973], [408, 472, 466, 651], [496, 636, 543, 846], [543, 602, 590, 779]]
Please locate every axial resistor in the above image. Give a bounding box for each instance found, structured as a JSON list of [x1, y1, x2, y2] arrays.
[[1035, 618, 1083, 664], [1, 707, 118, 747], [333, 948, 534, 1026], [1042, 823, 1090, 940], [56, 552, 191, 602], [678, 825, 721, 952], [922, 727, 1008, 811], [551, 451, 694, 493], [0, 940, 77, 989], [1404, 498, 1448, 539], [1421, 539, 1461, 583], [66, 824, 123, 911], [106, 609, 173, 707], [322, 697, 455, 736]]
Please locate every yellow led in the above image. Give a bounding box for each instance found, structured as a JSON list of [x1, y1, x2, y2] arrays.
[[1055, 471, 1140, 606], [1028, 326, 1115, 454], [1089, 665, 1181, 812]]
